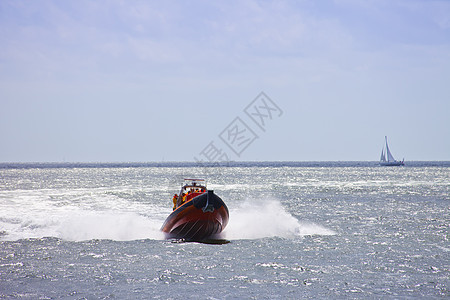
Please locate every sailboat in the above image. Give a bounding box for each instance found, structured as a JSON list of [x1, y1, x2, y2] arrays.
[[380, 136, 404, 166]]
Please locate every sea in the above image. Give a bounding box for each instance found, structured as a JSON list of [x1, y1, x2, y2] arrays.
[[0, 161, 448, 299]]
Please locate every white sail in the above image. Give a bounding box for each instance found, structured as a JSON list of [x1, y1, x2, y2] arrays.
[[385, 136, 396, 162], [380, 136, 404, 166], [380, 148, 386, 162]]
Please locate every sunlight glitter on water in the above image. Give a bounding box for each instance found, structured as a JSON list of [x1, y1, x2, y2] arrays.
[[0, 163, 448, 299]]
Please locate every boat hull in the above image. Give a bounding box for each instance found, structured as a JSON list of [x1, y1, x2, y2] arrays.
[[161, 190, 229, 241], [380, 161, 404, 166]]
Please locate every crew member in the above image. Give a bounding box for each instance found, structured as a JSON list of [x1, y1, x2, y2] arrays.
[[172, 194, 178, 210]]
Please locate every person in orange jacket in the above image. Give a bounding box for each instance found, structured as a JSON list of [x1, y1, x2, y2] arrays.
[[172, 194, 178, 210]]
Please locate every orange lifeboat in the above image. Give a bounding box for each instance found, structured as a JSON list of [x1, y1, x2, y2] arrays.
[[161, 179, 229, 241]]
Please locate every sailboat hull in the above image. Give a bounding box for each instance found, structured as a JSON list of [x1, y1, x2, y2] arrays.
[[380, 161, 404, 166], [161, 191, 229, 241]]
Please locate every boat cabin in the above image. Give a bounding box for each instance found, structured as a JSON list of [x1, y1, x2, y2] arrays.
[[175, 179, 207, 208]]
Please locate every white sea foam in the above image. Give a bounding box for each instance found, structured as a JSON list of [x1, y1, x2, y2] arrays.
[[223, 199, 335, 240], [57, 210, 165, 241], [0, 188, 167, 241]]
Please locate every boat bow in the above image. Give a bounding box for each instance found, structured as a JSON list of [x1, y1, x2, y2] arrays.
[[161, 180, 229, 241]]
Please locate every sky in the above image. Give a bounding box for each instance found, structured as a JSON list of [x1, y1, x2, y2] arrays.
[[1, 0, 449, 162]]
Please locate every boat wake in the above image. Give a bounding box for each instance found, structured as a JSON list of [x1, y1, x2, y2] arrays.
[[56, 211, 165, 241], [223, 199, 335, 240], [1, 195, 333, 242], [1, 209, 166, 242]]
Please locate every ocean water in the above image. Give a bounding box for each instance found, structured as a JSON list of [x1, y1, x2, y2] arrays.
[[0, 162, 448, 299]]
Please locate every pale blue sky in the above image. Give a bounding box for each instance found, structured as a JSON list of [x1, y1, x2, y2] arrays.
[[1, 0, 449, 162]]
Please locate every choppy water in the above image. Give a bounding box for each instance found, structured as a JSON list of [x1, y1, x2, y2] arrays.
[[0, 162, 448, 298]]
